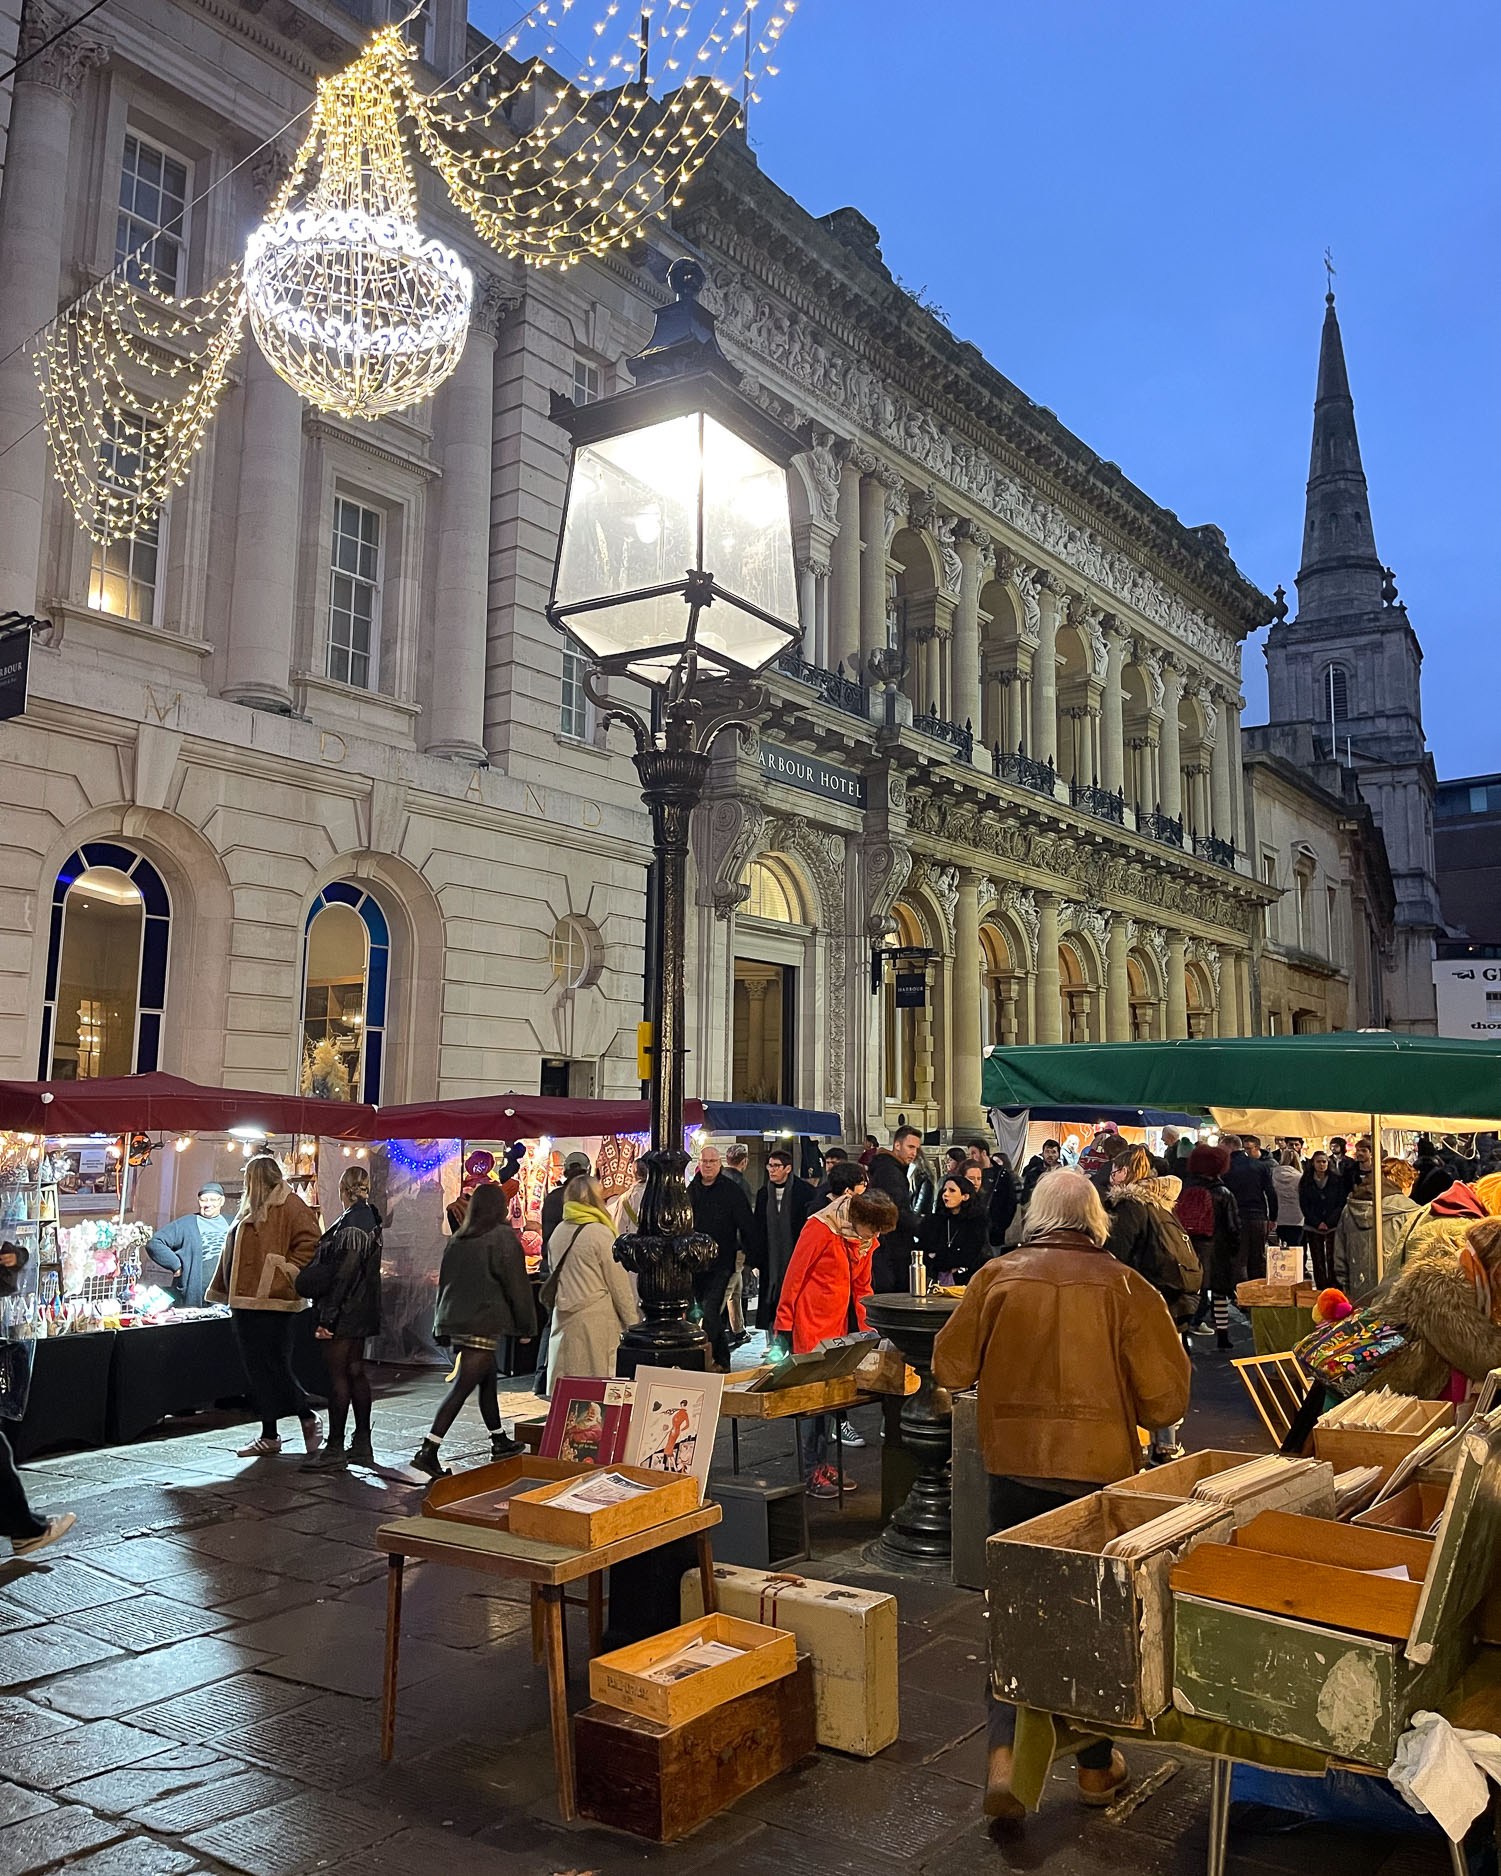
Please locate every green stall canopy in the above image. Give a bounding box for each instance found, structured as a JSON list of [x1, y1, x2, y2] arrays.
[[982, 1033, 1501, 1133]]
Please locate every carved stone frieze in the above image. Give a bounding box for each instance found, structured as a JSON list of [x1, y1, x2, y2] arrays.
[[805, 430, 843, 526], [17, 0, 108, 93], [862, 836, 912, 935], [911, 859, 958, 949]]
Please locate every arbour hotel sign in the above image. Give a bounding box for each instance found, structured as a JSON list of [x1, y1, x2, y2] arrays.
[[758, 739, 866, 810]]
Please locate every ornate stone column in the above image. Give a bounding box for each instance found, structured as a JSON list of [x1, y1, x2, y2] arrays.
[[224, 342, 303, 710], [828, 450, 863, 673], [1166, 932, 1189, 1039], [1158, 659, 1185, 819], [0, 1, 108, 614], [1035, 891, 1061, 1044], [1207, 688, 1233, 839], [951, 521, 988, 732], [426, 286, 506, 761], [1030, 572, 1063, 766], [1226, 694, 1248, 858], [952, 869, 984, 1130], [859, 465, 901, 672], [1101, 620, 1127, 795], [1106, 916, 1131, 1043]]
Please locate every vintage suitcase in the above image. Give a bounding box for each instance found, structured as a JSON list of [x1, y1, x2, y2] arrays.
[[1171, 1412, 1501, 1764], [681, 1561, 898, 1755], [574, 1654, 816, 1840], [987, 1490, 1232, 1728]]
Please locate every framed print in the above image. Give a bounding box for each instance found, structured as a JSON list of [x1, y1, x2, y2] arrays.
[[623, 1367, 725, 1502], [540, 1377, 635, 1465]]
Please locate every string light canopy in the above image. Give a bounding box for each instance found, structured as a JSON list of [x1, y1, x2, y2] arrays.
[[35, 1, 794, 547]]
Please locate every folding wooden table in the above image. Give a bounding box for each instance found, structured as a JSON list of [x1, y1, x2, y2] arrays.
[[375, 1505, 722, 1820]]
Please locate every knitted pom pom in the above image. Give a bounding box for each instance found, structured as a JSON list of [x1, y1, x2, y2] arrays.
[[1313, 1287, 1354, 1323]]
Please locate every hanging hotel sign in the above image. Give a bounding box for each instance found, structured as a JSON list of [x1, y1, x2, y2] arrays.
[[758, 740, 866, 809], [894, 970, 928, 1008], [0, 620, 32, 723]]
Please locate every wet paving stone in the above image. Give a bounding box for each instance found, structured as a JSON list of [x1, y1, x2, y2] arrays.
[[45, 1836, 203, 1876], [235, 1691, 383, 1786], [59, 1740, 244, 1816], [130, 1765, 300, 1834], [0, 1781, 53, 1827], [32, 1635, 269, 1720], [0, 1719, 176, 1791], [0, 1801, 126, 1873], [73, 1593, 233, 1652], [0, 1557, 144, 1616], [125, 1671, 319, 1744], [185, 1789, 404, 1876], [0, 1624, 122, 1687], [0, 1694, 78, 1744], [0, 1598, 45, 1634], [171, 1518, 369, 1583], [735, 1754, 977, 1861]]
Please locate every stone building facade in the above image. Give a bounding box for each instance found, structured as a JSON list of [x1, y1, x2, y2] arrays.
[[0, 0, 1274, 1134]]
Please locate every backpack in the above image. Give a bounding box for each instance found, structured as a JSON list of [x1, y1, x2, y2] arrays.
[[1144, 1206, 1202, 1321], [1175, 1182, 1217, 1240]]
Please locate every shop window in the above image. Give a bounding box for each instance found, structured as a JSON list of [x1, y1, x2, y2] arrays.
[[739, 856, 803, 924], [40, 844, 170, 1079], [327, 497, 382, 690], [88, 411, 162, 624], [560, 647, 592, 739], [301, 884, 388, 1102], [116, 131, 189, 296], [549, 914, 603, 990]]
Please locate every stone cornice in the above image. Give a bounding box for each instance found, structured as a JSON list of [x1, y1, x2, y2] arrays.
[[301, 413, 441, 481]]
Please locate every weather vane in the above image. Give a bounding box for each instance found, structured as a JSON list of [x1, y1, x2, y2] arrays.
[[1324, 247, 1337, 296]]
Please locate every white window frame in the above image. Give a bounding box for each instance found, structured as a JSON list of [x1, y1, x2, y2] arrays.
[[115, 128, 192, 298], [572, 357, 603, 406], [559, 645, 593, 740], [87, 409, 166, 626], [327, 494, 384, 692]]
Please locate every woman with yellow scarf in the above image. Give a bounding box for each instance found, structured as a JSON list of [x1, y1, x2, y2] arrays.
[[543, 1175, 641, 1394]]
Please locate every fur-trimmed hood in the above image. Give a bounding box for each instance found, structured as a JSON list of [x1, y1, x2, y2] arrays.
[[1363, 1247, 1501, 1398], [1105, 1174, 1181, 1212]]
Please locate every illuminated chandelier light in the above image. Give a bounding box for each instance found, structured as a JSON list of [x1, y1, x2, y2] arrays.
[[243, 39, 473, 418]]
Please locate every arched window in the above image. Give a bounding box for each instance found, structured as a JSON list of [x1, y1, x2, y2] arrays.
[[550, 914, 603, 990], [739, 856, 803, 924], [301, 884, 388, 1103], [41, 843, 170, 1078], [1322, 664, 1350, 725]]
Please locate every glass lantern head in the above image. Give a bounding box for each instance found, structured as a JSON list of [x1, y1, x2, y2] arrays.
[[546, 263, 805, 688]]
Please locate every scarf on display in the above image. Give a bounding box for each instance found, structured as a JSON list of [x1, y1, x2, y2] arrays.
[[562, 1199, 616, 1234]]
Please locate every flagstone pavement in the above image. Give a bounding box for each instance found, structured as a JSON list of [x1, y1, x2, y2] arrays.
[[0, 1330, 1464, 1876]]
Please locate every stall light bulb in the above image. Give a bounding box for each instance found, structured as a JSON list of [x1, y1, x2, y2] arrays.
[[241, 1141, 253, 1156], [356, 1148, 367, 1159], [27, 1147, 39, 1161], [106, 1143, 121, 1159], [174, 1135, 191, 1152], [538, 1136, 552, 1157], [343, 1146, 353, 1157]]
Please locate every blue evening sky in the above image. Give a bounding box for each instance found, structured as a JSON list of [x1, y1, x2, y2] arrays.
[[471, 0, 1499, 776]]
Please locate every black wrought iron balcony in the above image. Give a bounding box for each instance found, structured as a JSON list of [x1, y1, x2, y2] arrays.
[[1071, 779, 1126, 826], [775, 650, 869, 719], [1140, 808, 1185, 850], [993, 744, 1058, 797], [913, 705, 974, 763], [1197, 832, 1237, 869]]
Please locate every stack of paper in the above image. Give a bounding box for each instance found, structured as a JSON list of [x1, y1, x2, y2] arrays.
[[1333, 1465, 1385, 1516], [1099, 1500, 1228, 1561], [1190, 1454, 1320, 1507], [1318, 1390, 1430, 1432], [642, 1638, 747, 1684], [546, 1472, 654, 1512]]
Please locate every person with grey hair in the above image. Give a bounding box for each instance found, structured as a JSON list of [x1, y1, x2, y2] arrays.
[[933, 1167, 1190, 1822]]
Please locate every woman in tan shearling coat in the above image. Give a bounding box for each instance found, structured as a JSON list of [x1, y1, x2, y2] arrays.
[[207, 1155, 322, 1457]]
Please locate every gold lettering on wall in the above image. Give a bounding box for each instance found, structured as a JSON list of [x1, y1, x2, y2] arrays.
[[465, 768, 486, 802], [143, 686, 181, 725], [525, 784, 547, 817], [319, 731, 347, 764], [581, 800, 602, 828]]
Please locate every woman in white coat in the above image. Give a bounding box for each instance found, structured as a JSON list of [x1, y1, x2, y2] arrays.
[[544, 1175, 640, 1391]]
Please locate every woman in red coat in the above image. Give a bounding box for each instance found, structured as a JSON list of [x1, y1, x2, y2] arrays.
[[775, 1188, 896, 1498]]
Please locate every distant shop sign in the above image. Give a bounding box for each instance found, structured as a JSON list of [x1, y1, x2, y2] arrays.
[[758, 741, 866, 809]]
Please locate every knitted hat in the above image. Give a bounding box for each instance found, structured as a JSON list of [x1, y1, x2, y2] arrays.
[[1186, 1143, 1230, 1178]]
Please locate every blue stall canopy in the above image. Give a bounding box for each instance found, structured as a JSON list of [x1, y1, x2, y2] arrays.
[[703, 1102, 843, 1138], [989, 1104, 1203, 1129]]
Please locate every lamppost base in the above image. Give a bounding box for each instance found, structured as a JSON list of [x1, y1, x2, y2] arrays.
[[615, 1326, 710, 1379]]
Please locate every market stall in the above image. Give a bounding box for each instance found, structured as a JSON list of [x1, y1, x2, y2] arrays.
[[0, 1073, 376, 1457]]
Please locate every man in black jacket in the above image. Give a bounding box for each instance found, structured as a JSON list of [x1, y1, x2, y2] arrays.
[[865, 1126, 925, 1293], [753, 1145, 816, 1328], [689, 1145, 754, 1369], [1020, 1137, 1062, 1202], [1221, 1135, 1277, 1283]]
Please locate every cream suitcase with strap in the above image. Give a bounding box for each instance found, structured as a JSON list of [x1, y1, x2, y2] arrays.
[[681, 1563, 898, 1756]]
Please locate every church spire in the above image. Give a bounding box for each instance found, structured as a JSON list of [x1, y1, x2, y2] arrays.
[[1295, 291, 1385, 621]]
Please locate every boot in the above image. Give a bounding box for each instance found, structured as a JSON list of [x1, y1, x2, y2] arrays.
[[1215, 1330, 1232, 1350], [984, 1745, 1025, 1822], [346, 1434, 376, 1468], [410, 1439, 447, 1479], [1077, 1748, 1129, 1806], [491, 1430, 524, 1461], [300, 1440, 347, 1472]]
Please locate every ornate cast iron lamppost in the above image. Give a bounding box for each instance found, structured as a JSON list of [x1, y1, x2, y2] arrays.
[[546, 258, 805, 1376]]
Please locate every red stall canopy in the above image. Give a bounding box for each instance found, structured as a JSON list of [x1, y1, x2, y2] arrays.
[[0, 1072, 378, 1140], [367, 1092, 706, 1141]]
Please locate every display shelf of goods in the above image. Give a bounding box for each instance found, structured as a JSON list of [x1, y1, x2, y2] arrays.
[[589, 1612, 798, 1729], [508, 1465, 700, 1549]]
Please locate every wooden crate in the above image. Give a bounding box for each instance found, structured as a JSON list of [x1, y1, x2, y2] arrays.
[[720, 1375, 862, 1420], [1108, 1451, 1336, 1527], [422, 1456, 592, 1530], [1353, 1480, 1450, 1539], [575, 1655, 816, 1840], [1107, 1450, 1259, 1498], [1315, 1405, 1455, 1484], [589, 1612, 797, 1728], [508, 1465, 700, 1549], [987, 1489, 1232, 1728], [1172, 1417, 1501, 1763], [682, 1561, 898, 1756]]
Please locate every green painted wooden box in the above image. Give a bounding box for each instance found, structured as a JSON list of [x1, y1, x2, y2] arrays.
[[1171, 1413, 1501, 1764], [987, 1490, 1233, 1729]]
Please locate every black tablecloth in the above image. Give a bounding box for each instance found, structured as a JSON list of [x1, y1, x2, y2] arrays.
[[12, 1332, 114, 1461]]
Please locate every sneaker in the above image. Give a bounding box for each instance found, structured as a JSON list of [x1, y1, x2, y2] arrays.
[[301, 1441, 347, 1472], [410, 1442, 447, 1480], [834, 1418, 865, 1449], [300, 1415, 323, 1456], [12, 1513, 76, 1558], [805, 1464, 856, 1499], [346, 1437, 376, 1468], [1148, 1445, 1185, 1466], [236, 1435, 282, 1457], [490, 1433, 524, 1461]]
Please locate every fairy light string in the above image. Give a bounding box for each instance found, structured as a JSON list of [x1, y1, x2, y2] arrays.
[[32, 0, 796, 547]]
